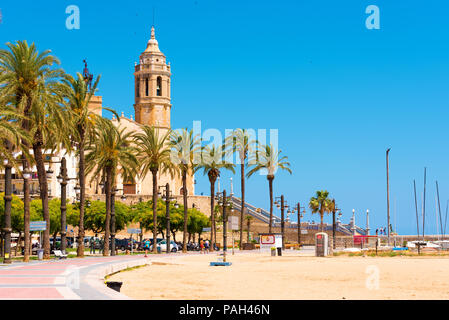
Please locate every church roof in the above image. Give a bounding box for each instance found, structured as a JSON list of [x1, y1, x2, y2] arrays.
[[144, 26, 162, 53]]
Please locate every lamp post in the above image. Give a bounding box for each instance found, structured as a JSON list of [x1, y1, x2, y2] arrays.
[[352, 209, 356, 235], [295, 203, 305, 247], [2, 149, 12, 264], [110, 187, 126, 256], [216, 190, 231, 262], [386, 148, 391, 246], [275, 195, 286, 250], [159, 183, 176, 254], [56, 157, 68, 254], [332, 200, 341, 250], [50, 157, 78, 254], [366, 209, 370, 235]]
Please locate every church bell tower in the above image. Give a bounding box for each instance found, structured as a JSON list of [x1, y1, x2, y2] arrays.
[[134, 26, 171, 128]]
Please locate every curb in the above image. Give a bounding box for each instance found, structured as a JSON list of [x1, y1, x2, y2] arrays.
[[84, 257, 152, 300]]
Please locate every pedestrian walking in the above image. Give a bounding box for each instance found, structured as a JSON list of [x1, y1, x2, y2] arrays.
[[89, 237, 95, 254], [200, 238, 204, 254], [204, 239, 209, 253], [144, 238, 150, 257]]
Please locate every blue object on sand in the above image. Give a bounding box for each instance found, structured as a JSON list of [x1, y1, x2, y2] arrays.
[[392, 247, 408, 251], [210, 262, 232, 266]]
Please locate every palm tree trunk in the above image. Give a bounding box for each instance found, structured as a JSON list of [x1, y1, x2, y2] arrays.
[[247, 218, 251, 243], [210, 178, 215, 251], [22, 158, 30, 262], [103, 166, 112, 256], [32, 131, 51, 260], [77, 134, 86, 257], [151, 169, 158, 253], [240, 163, 244, 248], [21, 99, 31, 262], [268, 176, 274, 233], [320, 209, 324, 232], [182, 169, 188, 253]]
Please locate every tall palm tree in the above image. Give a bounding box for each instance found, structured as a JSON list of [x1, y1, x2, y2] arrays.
[[0, 40, 64, 261], [62, 72, 105, 257], [247, 144, 292, 233], [85, 120, 138, 256], [134, 126, 173, 253], [198, 144, 235, 250], [309, 190, 334, 232], [225, 128, 256, 249], [170, 129, 201, 253]]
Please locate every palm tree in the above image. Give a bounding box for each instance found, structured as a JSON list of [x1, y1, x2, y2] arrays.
[[247, 144, 292, 233], [309, 190, 333, 232], [245, 215, 254, 243], [85, 120, 138, 256], [170, 129, 201, 253], [198, 144, 235, 250], [62, 72, 105, 257], [0, 40, 65, 261], [225, 128, 256, 249], [134, 126, 173, 253]]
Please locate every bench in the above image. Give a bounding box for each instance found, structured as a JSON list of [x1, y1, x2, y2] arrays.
[[54, 250, 68, 259]]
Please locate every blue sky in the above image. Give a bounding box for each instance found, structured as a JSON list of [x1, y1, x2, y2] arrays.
[[1, 0, 449, 235]]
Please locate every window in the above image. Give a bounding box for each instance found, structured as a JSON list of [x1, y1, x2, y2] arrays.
[[157, 77, 162, 96], [145, 78, 149, 96], [136, 78, 140, 97]]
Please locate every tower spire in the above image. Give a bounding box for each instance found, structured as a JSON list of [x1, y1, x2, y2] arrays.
[[151, 26, 155, 40]]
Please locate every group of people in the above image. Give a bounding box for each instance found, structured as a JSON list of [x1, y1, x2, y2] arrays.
[[376, 227, 387, 235], [89, 235, 104, 254], [199, 238, 211, 254]]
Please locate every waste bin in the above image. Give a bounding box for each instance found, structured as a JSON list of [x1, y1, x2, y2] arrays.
[[37, 249, 44, 260], [277, 248, 282, 256], [157, 246, 161, 253], [315, 232, 329, 257], [271, 248, 276, 256], [106, 281, 123, 292]]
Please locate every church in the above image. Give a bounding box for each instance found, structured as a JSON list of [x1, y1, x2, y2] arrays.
[[84, 26, 196, 202]]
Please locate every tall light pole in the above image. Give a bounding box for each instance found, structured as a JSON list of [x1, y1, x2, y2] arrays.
[[2, 143, 12, 264], [110, 187, 126, 256], [159, 183, 176, 254], [295, 203, 305, 247], [352, 209, 356, 235], [366, 209, 370, 235], [275, 195, 287, 250], [386, 148, 391, 246], [57, 157, 68, 254], [332, 200, 340, 250], [216, 190, 231, 262]]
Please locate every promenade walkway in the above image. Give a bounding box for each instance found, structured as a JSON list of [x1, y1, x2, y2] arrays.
[[0, 254, 154, 299]]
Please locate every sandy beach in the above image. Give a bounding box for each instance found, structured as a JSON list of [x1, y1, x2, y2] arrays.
[[107, 251, 449, 300]]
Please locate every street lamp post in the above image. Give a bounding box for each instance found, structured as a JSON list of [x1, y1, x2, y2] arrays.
[[352, 209, 356, 236], [275, 195, 286, 250], [216, 190, 231, 262], [332, 200, 341, 250], [159, 183, 175, 254], [366, 209, 370, 235], [110, 187, 126, 256], [3, 150, 12, 264], [57, 157, 68, 254], [386, 148, 391, 246]]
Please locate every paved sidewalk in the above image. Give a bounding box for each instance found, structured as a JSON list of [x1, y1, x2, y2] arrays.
[[0, 254, 151, 299]]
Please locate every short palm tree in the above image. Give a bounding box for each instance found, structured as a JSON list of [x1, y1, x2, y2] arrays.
[[247, 144, 292, 233], [85, 120, 138, 256], [198, 144, 235, 249], [309, 190, 334, 232], [134, 126, 173, 253], [225, 128, 256, 249], [0, 40, 65, 260], [170, 129, 201, 253]]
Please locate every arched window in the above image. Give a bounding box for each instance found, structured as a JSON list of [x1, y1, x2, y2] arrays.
[[145, 78, 149, 96], [136, 78, 140, 98], [157, 76, 162, 96]]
